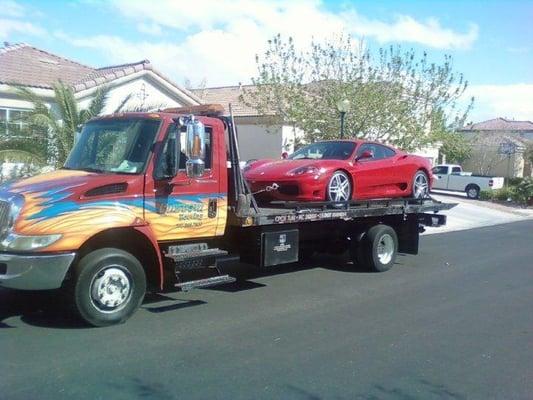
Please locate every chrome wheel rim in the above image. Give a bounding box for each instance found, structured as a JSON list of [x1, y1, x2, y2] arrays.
[[468, 188, 477, 198], [377, 234, 394, 264], [90, 265, 132, 313], [414, 173, 429, 198], [328, 172, 351, 202]]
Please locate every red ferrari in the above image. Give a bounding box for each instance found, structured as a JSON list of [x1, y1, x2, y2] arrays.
[[244, 140, 433, 202]]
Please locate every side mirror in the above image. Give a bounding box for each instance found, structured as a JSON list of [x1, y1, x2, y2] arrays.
[[184, 116, 206, 178], [356, 150, 373, 161]]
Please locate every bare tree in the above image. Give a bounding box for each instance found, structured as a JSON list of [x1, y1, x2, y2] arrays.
[[244, 34, 473, 151]]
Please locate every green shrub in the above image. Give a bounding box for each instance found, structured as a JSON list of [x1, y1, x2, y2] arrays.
[[493, 187, 515, 201], [511, 177, 533, 205], [507, 177, 524, 186], [479, 190, 493, 201]]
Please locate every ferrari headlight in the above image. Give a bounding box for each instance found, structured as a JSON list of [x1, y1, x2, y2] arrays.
[[288, 166, 325, 176], [0, 233, 62, 251]]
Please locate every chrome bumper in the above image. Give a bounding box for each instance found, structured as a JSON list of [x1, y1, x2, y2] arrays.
[[0, 252, 75, 290]]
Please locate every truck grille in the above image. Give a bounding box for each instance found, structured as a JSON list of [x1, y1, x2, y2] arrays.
[[0, 200, 10, 232]]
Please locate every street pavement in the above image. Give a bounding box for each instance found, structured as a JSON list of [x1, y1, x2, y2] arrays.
[[1, 220, 532, 400]]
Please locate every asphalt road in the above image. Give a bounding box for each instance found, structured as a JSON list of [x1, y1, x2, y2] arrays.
[[1, 220, 532, 400]]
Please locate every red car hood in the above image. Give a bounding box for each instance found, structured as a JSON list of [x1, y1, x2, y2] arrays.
[[245, 159, 350, 179]]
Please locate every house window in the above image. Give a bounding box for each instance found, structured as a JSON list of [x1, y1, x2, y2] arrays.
[[0, 108, 30, 137]]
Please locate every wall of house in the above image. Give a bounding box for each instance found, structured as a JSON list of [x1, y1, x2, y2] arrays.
[[234, 122, 284, 161], [459, 132, 528, 178], [410, 144, 441, 166], [462, 148, 524, 178], [0, 96, 37, 111], [282, 125, 305, 154], [76, 75, 184, 114]]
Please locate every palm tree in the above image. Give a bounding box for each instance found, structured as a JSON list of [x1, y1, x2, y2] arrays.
[[0, 81, 109, 168]]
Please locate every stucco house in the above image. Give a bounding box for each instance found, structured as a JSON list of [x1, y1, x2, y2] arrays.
[[458, 118, 533, 178], [192, 84, 304, 161], [0, 42, 200, 143]]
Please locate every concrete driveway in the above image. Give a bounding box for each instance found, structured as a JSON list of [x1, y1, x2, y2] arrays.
[[425, 192, 533, 234]]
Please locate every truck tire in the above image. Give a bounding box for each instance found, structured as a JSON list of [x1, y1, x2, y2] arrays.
[[351, 225, 398, 272], [69, 248, 146, 327], [465, 184, 480, 199]]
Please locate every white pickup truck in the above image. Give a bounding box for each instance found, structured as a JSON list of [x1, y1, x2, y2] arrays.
[[431, 164, 505, 199]]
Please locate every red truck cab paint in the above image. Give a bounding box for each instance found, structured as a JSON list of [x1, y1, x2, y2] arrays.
[[0, 105, 454, 326]]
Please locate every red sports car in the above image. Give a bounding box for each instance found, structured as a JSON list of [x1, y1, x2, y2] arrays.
[[244, 140, 433, 202]]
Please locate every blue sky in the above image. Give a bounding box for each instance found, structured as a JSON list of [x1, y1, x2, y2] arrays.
[[1, 0, 532, 121]]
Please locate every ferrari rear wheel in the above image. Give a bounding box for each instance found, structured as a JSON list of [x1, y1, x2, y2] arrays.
[[327, 171, 352, 202], [412, 170, 429, 199]]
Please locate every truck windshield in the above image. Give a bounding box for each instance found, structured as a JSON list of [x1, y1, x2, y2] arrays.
[[65, 118, 160, 174]]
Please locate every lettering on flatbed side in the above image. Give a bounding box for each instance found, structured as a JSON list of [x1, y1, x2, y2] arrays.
[[273, 211, 348, 224]]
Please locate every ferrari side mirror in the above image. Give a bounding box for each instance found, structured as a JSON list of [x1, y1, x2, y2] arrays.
[[356, 150, 373, 161]]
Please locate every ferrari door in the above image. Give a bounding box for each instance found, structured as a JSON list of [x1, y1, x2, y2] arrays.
[[353, 143, 393, 198]]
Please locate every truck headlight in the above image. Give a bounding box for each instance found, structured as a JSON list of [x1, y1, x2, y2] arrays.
[[0, 233, 62, 251]]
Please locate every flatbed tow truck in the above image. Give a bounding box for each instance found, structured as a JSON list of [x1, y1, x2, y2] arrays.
[[0, 104, 454, 326]]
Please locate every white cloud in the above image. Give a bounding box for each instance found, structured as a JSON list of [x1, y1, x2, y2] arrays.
[[137, 22, 163, 36], [0, 18, 45, 40], [0, 1, 45, 40], [110, 0, 478, 50], [57, 0, 479, 87], [55, 30, 257, 86], [0, 0, 25, 18], [466, 84, 533, 122], [345, 13, 478, 50]]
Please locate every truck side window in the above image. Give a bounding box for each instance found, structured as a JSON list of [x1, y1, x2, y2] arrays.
[[154, 124, 180, 179], [451, 167, 461, 174], [432, 166, 448, 175]]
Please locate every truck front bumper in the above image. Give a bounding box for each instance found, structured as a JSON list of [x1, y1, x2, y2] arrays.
[[0, 252, 75, 290]]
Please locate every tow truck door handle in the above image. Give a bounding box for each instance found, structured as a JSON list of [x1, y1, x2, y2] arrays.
[[208, 198, 217, 218], [171, 179, 192, 187]]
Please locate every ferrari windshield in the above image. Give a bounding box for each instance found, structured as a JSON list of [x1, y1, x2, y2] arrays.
[[64, 118, 160, 174], [289, 141, 356, 160]]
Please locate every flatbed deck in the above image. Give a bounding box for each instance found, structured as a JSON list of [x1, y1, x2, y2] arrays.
[[232, 197, 456, 226]]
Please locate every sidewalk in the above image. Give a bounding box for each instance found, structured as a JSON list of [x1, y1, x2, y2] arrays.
[[424, 193, 533, 235]]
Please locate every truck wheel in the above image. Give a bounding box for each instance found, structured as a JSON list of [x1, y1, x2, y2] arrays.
[[352, 225, 398, 272], [465, 184, 480, 199], [69, 248, 146, 327]]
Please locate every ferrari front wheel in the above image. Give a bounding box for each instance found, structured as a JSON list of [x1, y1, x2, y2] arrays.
[[327, 170, 352, 202]]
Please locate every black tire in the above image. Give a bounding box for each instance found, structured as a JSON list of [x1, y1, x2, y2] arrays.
[[412, 170, 429, 199], [69, 248, 146, 327], [351, 225, 398, 272], [465, 184, 480, 199], [326, 170, 352, 202]]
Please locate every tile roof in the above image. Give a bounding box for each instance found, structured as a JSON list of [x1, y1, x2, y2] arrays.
[[460, 117, 533, 132], [192, 84, 272, 116], [0, 43, 201, 102], [0, 43, 93, 89]]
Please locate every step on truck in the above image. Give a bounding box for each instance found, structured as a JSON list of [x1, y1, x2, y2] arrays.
[[0, 104, 455, 326]]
